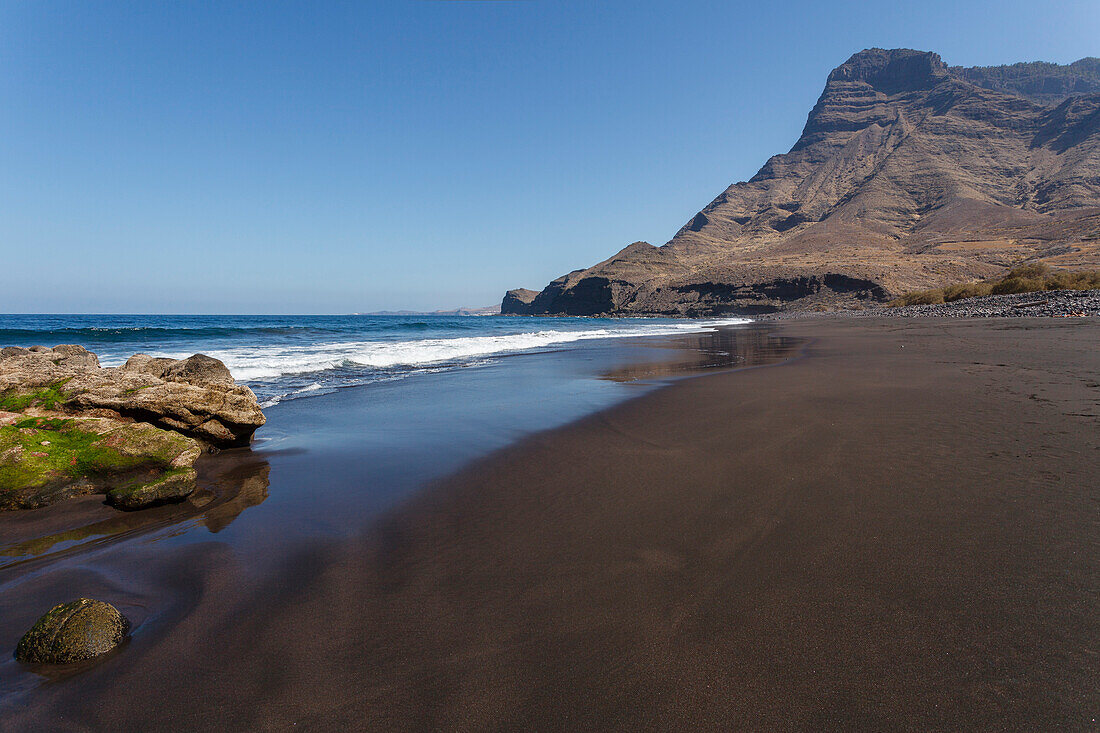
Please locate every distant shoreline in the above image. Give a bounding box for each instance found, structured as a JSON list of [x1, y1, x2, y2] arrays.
[[500, 287, 1100, 319]]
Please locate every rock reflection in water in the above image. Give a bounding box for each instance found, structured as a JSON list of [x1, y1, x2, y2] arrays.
[[603, 324, 804, 382], [0, 453, 270, 569], [196, 458, 270, 533]]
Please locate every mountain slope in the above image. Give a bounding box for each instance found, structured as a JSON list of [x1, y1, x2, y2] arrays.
[[504, 48, 1100, 316]]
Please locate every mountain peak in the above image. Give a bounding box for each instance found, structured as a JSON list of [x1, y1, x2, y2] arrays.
[[827, 48, 948, 94]]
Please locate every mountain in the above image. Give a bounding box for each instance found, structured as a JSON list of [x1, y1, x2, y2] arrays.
[[503, 48, 1100, 316]]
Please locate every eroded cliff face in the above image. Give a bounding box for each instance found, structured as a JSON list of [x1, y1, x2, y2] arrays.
[[501, 288, 539, 315], [504, 48, 1100, 316]]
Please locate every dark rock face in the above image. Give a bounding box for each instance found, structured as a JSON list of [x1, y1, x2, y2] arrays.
[[15, 599, 130, 664], [955, 57, 1100, 103], [507, 49, 1100, 316], [825, 47, 948, 96], [500, 288, 540, 315], [530, 277, 617, 316]]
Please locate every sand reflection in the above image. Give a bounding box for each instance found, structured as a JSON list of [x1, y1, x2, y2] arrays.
[[603, 324, 805, 382]]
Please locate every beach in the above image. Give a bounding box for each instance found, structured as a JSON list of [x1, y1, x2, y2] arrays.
[[0, 316, 1097, 730]]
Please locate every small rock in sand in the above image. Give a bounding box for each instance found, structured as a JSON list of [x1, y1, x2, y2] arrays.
[[15, 598, 130, 664]]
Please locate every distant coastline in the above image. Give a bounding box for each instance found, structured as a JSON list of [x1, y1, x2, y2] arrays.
[[360, 305, 499, 316]]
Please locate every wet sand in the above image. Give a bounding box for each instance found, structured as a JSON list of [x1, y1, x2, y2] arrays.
[[2, 318, 1098, 730]]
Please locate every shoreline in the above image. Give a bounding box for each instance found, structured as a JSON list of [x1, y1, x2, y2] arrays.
[[0, 326, 776, 573], [0, 325, 756, 563], [0, 324, 786, 575], [2, 316, 1098, 728], [502, 287, 1100, 320], [0, 313, 754, 409]]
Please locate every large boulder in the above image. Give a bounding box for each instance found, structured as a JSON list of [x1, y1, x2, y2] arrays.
[[15, 598, 130, 664], [160, 354, 235, 387], [0, 346, 265, 448], [120, 353, 176, 378], [0, 346, 264, 512]]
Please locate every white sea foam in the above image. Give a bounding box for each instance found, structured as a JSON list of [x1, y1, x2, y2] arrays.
[[152, 318, 750, 383], [259, 381, 334, 408]]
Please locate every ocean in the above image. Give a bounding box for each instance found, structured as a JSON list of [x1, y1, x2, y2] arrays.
[[0, 314, 749, 407]]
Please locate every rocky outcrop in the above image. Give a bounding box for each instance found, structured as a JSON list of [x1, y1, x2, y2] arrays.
[[954, 58, 1100, 103], [500, 288, 540, 315], [15, 598, 130, 664], [0, 346, 265, 447], [506, 49, 1100, 316], [0, 346, 265, 511]]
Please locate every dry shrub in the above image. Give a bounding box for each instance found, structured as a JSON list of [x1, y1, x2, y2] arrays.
[[1054, 270, 1100, 290], [889, 263, 1100, 307], [892, 289, 945, 306], [942, 281, 993, 301], [991, 276, 1046, 295], [1004, 262, 1051, 280]]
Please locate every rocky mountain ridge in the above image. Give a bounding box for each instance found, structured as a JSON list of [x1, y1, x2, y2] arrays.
[[504, 48, 1100, 316]]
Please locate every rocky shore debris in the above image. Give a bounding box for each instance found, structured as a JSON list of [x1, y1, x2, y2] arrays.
[[876, 289, 1100, 318], [0, 345, 265, 511], [15, 598, 130, 664], [753, 289, 1100, 320]]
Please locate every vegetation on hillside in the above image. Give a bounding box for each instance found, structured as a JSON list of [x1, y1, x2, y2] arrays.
[[889, 264, 1100, 307]]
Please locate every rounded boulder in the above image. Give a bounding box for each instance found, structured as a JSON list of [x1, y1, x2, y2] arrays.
[[15, 598, 130, 664]]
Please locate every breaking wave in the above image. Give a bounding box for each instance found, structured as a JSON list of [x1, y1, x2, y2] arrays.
[[0, 314, 751, 406], [196, 319, 749, 382]]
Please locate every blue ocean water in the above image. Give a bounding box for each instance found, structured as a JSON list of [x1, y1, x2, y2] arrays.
[[0, 314, 748, 406]]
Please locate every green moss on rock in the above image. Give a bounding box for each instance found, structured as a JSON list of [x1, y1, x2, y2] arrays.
[[0, 379, 74, 412], [0, 418, 201, 511], [15, 598, 129, 664], [107, 467, 198, 510]]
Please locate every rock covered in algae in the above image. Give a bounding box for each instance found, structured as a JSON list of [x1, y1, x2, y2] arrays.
[[15, 598, 129, 664], [106, 467, 198, 510], [0, 416, 202, 511]]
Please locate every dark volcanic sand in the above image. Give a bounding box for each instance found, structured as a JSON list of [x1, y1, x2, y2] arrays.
[[2, 318, 1098, 730]]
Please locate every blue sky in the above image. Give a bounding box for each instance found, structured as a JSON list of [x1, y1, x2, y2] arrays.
[[1, 0, 1097, 313]]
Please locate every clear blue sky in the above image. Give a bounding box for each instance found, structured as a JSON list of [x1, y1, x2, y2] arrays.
[[2, 0, 1097, 313]]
